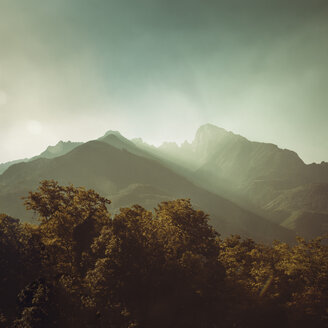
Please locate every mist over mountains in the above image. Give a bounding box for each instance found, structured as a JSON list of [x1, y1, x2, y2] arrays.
[[1, 123, 327, 242]]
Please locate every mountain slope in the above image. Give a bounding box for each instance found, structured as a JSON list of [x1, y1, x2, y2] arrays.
[[137, 124, 328, 238], [0, 140, 294, 243], [36, 140, 83, 159], [0, 158, 28, 175], [0, 141, 83, 175], [263, 183, 328, 238], [2, 123, 327, 240]]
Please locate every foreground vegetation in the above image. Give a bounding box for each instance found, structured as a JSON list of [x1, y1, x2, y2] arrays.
[[0, 181, 327, 328]]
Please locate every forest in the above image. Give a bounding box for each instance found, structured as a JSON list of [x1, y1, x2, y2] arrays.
[[0, 180, 327, 328]]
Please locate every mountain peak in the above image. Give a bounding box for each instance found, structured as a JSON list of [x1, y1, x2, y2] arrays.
[[102, 130, 123, 138], [98, 131, 138, 151], [194, 124, 230, 143], [39, 140, 83, 159], [198, 123, 228, 132], [192, 124, 232, 159]]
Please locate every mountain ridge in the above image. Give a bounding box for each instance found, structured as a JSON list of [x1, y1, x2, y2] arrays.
[[0, 139, 295, 243], [1, 123, 327, 240]]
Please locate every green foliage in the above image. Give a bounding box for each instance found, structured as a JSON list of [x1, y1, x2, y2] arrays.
[[219, 235, 328, 327], [86, 200, 225, 327], [0, 180, 327, 327], [0, 214, 43, 326], [24, 180, 111, 277]]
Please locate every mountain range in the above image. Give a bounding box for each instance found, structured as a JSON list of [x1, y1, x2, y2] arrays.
[[1, 124, 327, 242]]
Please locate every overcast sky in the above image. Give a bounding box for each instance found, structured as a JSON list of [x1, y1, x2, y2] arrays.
[[0, 0, 328, 163]]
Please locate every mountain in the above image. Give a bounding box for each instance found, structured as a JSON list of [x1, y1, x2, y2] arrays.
[[263, 183, 328, 238], [0, 158, 28, 175], [155, 124, 306, 186], [136, 124, 328, 238], [98, 130, 154, 159], [36, 140, 83, 159], [1, 123, 327, 241], [99, 130, 136, 149], [0, 141, 83, 175], [0, 139, 294, 243]]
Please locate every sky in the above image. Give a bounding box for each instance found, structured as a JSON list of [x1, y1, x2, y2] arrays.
[[0, 0, 328, 164]]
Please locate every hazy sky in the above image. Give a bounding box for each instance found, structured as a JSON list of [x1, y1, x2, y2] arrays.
[[1, 0, 328, 163]]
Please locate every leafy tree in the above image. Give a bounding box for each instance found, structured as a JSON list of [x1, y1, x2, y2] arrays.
[[219, 235, 328, 327], [24, 180, 111, 277], [0, 214, 43, 326], [1, 180, 328, 327], [85, 199, 225, 328]]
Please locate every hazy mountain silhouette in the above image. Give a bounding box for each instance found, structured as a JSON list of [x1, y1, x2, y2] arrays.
[[138, 124, 328, 238], [0, 131, 138, 176], [36, 140, 83, 159], [0, 158, 29, 175], [0, 139, 294, 243], [0, 141, 83, 175], [98, 130, 157, 160], [152, 124, 306, 185], [1, 123, 327, 240], [98, 130, 137, 149]]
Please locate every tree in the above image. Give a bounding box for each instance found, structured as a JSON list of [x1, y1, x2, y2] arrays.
[[86, 199, 226, 328], [0, 214, 43, 326], [219, 235, 328, 328], [22, 180, 113, 327], [24, 180, 111, 277], [2, 180, 327, 327]]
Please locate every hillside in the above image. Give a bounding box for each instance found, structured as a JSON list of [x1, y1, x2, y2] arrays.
[[0, 138, 294, 243], [263, 183, 328, 238], [136, 124, 328, 238], [0, 158, 28, 175], [1, 123, 327, 240], [0, 141, 83, 175], [36, 140, 83, 159]]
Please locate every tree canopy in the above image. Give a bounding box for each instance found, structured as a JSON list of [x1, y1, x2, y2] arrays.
[[0, 180, 327, 327]]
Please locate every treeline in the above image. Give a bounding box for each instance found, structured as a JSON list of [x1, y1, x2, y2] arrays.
[[0, 180, 327, 328]]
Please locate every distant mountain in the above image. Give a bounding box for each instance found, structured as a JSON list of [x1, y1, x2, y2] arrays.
[[0, 141, 83, 175], [0, 158, 28, 175], [191, 126, 328, 238], [155, 124, 306, 186], [0, 139, 294, 243], [1, 123, 327, 240], [98, 130, 153, 158], [99, 130, 136, 149], [136, 124, 328, 238], [0, 133, 134, 176], [36, 140, 83, 159]]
